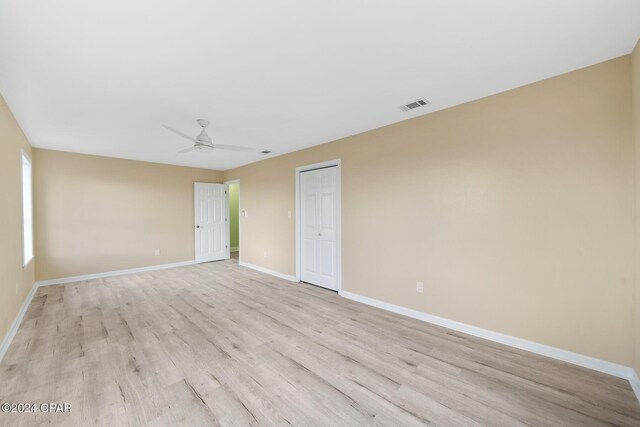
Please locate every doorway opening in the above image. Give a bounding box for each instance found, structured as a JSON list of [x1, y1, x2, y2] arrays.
[[227, 180, 240, 262]]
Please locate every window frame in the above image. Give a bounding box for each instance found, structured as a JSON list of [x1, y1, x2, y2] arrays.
[[21, 150, 34, 267]]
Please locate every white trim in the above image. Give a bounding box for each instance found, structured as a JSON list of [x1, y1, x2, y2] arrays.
[[339, 290, 640, 390], [295, 159, 342, 291], [225, 179, 240, 261], [239, 261, 297, 282], [630, 370, 640, 404], [21, 150, 34, 267], [35, 260, 196, 287], [0, 282, 38, 363], [225, 183, 231, 260]]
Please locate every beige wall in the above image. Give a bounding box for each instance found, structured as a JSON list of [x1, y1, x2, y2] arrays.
[[34, 149, 222, 281], [632, 40, 640, 373], [225, 56, 636, 366], [0, 94, 35, 344]]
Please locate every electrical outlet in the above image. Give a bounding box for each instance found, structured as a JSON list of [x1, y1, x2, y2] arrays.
[[154, 249, 161, 256], [416, 282, 424, 293], [264, 251, 268, 258], [287, 210, 292, 219]]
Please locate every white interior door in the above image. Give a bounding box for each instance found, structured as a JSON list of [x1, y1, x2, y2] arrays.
[[195, 183, 228, 263], [300, 166, 338, 290]]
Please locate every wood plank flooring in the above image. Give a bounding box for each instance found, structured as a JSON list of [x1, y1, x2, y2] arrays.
[[1, 257, 639, 426]]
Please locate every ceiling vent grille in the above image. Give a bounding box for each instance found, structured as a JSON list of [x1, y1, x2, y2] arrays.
[[399, 98, 430, 112]]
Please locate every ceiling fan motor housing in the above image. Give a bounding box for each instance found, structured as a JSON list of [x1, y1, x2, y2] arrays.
[[196, 130, 212, 143]]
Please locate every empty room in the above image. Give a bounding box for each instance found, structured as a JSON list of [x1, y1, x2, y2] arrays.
[[2, 1, 640, 425]]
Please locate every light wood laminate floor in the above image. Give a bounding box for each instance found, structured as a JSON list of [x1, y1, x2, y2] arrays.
[[1, 258, 639, 426]]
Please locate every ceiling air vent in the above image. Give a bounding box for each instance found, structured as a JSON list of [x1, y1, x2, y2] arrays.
[[260, 150, 272, 154], [399, 98, 430, 112]]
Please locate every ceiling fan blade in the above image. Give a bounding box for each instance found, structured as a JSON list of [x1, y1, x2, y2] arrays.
[[177, 146, 196, 153], [163, 125, 197, 143], [212, 143, 259, 153]]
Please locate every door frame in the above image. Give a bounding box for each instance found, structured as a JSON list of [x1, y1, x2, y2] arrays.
[[225, 179, 240, 258], [295, 159, 342, 291]]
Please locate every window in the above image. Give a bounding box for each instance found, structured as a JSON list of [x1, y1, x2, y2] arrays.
[[22, 151, 33, 266]]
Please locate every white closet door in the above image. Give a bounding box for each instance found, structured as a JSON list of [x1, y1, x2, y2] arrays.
[[300, 166, 338, 290]]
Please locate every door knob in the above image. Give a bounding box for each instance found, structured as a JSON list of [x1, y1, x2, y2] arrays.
[[196, 225, 200, 228]]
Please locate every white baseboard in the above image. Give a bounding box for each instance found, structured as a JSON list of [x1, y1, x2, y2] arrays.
[[339, 290, 639, 396], [230, 247, 239, 252], [35, 260, 196, 287], [239, 261, 297, 282], [0, 282, 39, 363]]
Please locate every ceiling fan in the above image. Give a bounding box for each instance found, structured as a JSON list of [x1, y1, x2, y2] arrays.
[[163, 119, 270, 154]]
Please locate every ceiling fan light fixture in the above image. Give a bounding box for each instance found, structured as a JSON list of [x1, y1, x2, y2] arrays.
[[194, 144, 213, 152]]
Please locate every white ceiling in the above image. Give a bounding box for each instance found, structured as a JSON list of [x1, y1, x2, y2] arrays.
[[1, 1, 639, 171]]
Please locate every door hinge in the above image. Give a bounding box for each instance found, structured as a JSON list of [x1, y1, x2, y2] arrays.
[[225, 245, 228, 248]]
